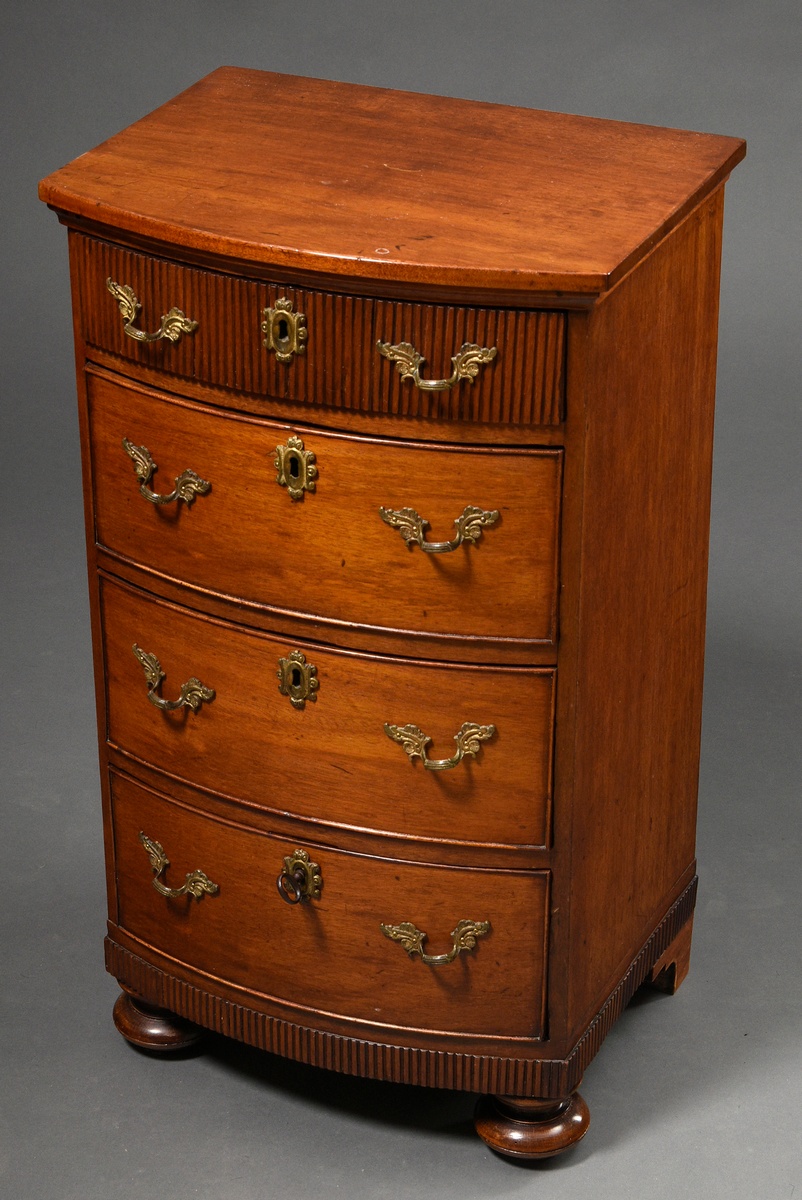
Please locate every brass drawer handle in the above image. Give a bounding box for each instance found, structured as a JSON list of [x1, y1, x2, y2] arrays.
[[139, 831, 219, 900], [377, 339, 496, 392], [379, 504, 499, 553], [381, 919, 490, 966], [132, 644, 215, 713], [122, 438, 211, 506], [384, 721, 495, 771], [276, 849, 323, 905], [106, 278, 198, 344]]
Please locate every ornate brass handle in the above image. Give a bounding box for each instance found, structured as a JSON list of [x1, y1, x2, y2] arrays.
[[132, 644, 215, 713], [122, 438, 210, 506], [106, 279, 198, 344], [139, 831, 219, 900], [276, 849, 323, 905], [376, 340, 496, 391], [384, 721, 495, 771], [379, 504, 499, 553], [381, 919, 490, 966]]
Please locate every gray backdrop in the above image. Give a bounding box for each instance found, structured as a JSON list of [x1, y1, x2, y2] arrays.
[[2, 3, 800, 1198]]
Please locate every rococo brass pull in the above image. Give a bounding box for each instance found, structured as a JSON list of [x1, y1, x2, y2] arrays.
[[122, 438, 211, 507], [379, 504, 499, 553], [276, 848, 323, 905], [384, 721, 496, 771], [381, 919, 491, 966], [376, 340, 497, 391], [132, 644, 215, 713], [139, 831, 219, 900], [106, 278, 198, 344]]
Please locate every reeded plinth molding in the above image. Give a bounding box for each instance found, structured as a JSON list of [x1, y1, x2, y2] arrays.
[[106, 876, 696, 1098]]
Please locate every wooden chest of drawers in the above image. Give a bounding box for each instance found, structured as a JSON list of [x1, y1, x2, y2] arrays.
[[39, 68, 745, 1159]]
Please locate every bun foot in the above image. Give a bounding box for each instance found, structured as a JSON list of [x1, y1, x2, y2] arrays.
[[113, 991, 205, 1052], [474, 1090, 590, 1160]]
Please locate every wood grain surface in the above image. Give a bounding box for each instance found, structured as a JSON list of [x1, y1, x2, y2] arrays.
[[74, 234, 566, 425], [564, 191, 725, 1038], [101, 575, 555, 850], [111, 771, 549, 1039], [40, 67, 745, 295], [88, 368, 563, 644]]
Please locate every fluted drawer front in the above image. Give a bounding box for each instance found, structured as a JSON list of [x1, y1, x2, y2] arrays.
[[72, 233, 566, 426], [111, 771, 549, 1038], [102, 576, 554, 850], [88, 369, 562, 646]]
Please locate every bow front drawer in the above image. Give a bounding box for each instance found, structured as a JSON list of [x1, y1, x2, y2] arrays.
[[110, 771, 549, 1039], [72, 233, 566, 426], [101, 576, 555, 851], [88, 370, 562, 646]]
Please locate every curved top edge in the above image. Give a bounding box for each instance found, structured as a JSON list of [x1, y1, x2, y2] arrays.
[[39, 67, 746, 298]]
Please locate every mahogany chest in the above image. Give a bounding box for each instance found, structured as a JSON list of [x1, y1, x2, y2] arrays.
[[39, 68, 745, 1158]]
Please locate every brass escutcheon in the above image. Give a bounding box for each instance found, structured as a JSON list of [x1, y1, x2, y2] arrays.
[[107, 279, 198, 344], [277, 650, 319, 709], [262, 298, 307, 362], [380, 919, 491, 966], [139, 831, 219, 900], [274, 434, 317, 500], [277, 848, 322, 905], [376, 340, 496, 391]]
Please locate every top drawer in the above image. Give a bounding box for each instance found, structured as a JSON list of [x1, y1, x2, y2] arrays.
[[70, 234, 566, 426]]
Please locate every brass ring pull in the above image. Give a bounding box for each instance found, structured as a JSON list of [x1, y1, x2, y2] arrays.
[[139, 832, 219, 900], [384, 721, 495, 771], [376, 340, 497, 391], [277, 868, 304, 904], [381, 919, 491, 966], [379, 504, 499, 553], [122, 438, 210, 507], [276, 849, 322, 905], [107, 279, 198, 344], [132, 644, 215, 713]]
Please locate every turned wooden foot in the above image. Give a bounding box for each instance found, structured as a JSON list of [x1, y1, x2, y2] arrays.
[[646, 917, 694, 994], [474, 1090, 590, 1159], [113, 991, 205, 1052]]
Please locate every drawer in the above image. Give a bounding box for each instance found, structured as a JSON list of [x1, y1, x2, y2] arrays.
[[110, 771, 549, 1038], [72, 233, 566, 426], [88, 370, 563, 646], [101, 577, 554, 850]]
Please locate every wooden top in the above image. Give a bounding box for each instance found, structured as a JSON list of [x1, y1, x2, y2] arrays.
[[39, 67, 745, 297]]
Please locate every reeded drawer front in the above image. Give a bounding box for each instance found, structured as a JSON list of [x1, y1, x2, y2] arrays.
[[111, 771, 549, 1038], [101, 576, 554, 849], [88, 370, 562, 646], [72, 233, 566, 426]]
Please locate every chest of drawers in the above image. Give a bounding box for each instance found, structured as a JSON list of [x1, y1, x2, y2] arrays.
[[39, 68, 744, 1159]]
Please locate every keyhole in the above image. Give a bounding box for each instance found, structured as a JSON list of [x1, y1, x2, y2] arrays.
[[288, 453, 300, 480], [277, 317, 289, 342], [291, 667, 302, 689]]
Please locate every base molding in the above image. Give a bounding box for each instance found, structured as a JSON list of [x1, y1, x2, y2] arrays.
[[106, 875, 696, 1097]]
